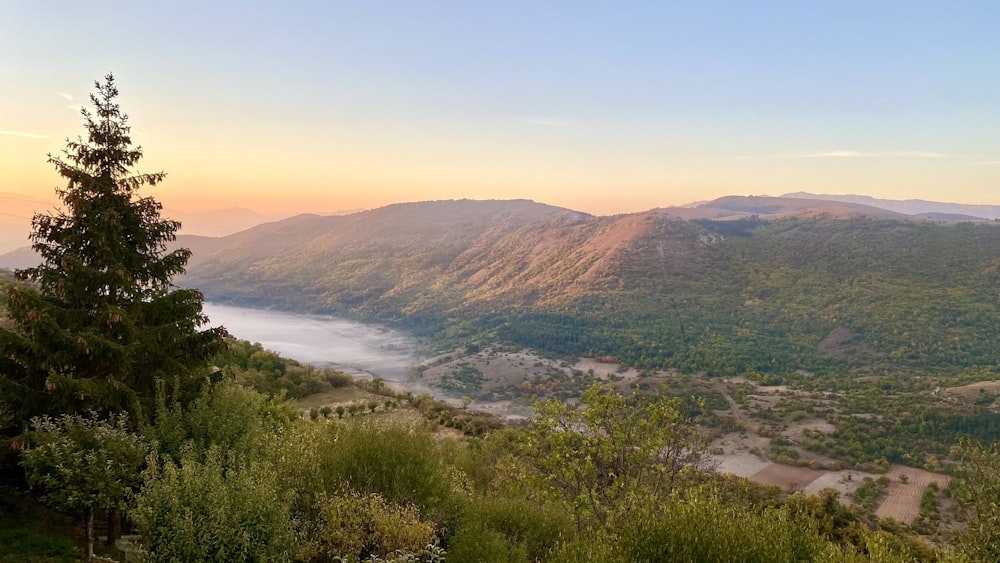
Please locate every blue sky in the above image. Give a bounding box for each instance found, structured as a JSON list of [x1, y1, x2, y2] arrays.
[[1, 1, 997, 215]]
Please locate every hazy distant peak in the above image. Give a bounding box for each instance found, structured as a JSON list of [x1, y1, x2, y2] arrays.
[[783, 192, 1000, 220]]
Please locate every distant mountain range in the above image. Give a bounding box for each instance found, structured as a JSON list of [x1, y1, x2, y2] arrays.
[[0, 192, 293, 255], [781, 192, 1000, 220]]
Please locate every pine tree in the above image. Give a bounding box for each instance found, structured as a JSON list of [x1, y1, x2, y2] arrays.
[[0, 74, 225, 429]]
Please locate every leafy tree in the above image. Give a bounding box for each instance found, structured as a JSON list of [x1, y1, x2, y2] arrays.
[[0, 74, 225, 429], [522, 383, 707, 531], [20, 412, 148, 561], [952, 436, 1000, 561]]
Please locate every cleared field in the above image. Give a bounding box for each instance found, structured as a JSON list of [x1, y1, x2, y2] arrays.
[[875, 464, 950, 524], [749, 463, 826, 491], [945, 379, 1000, 402]]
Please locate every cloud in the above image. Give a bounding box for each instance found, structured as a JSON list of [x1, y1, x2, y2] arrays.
[[974, 160, 1000, 166], [58, 92, 84, 112], [739, 150, 945, 160], [0, 130, 47, 139], [516, 116, 571, 127]]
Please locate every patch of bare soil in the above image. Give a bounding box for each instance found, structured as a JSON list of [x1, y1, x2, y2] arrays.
[[707, 432, 771, 477], [573, 358, 642, 382], [875, 464, 950, 524], [783, 420, 837, 437], [749, 463, 826, 491], [419, 348, 576, 395], [816, 326, 875, 361], [803, 470, 866, 497], [945, 380, 1000, 403]]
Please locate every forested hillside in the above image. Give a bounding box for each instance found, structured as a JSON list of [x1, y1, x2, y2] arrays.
[[180, 198, 1000, 376]]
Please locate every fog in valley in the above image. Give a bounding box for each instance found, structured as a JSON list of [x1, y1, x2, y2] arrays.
[[202, 302, 419, 382]]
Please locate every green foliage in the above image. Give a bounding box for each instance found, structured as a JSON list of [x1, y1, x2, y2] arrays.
[[19, 412, 147, 558], [448, 496, 572, 563], [950, 437, 1000, 561], [317, 419, 459, 521], [212, 338, 354, 399], [850, 476, 891, 512], [21, 412, 147, 514], [612, 492, 828, 562], [523, 383, 706, 530], [0, 522, 80, 563], [408, 393, 502, 437], [0, 75, 225, 429], [145, 380, 298, 463], [301, 490, 436, 562], [131, 446, 295, 563]]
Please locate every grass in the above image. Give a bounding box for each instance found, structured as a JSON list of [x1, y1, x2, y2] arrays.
[[0, 499, 81, 563], [0, 525, 79, 563]]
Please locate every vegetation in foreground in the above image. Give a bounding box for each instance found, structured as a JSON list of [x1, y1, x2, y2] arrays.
[[9, 368, 1000, 562]]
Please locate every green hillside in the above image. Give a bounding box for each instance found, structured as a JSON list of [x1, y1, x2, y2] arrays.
[[182, 200, 1000, 377]]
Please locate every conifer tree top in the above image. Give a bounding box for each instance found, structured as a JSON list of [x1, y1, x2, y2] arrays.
[[0, 74, 225, 427]]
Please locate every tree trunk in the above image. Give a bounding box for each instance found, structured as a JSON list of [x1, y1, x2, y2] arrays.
[[106, 508, 120, 546], [85, 507, 95, 562]]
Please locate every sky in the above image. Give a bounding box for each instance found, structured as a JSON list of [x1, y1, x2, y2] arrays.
[[1, 1, 998, 221]]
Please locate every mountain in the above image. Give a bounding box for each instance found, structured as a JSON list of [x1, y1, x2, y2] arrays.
[[179, 197, 1000, 376], [782, 192, 1000, 220], [181, 199, 592, 310], [666, 195, 927, 221], [0, 191, 55, 255]]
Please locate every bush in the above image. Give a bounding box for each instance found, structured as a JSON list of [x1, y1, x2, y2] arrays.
[[146, 380, 298, 463], [318, 420, 458, 521], [300, 489, 436, 561], [449, 496, 572, 562], [612, 492, 827, 562], [131, 447, 295, 563]]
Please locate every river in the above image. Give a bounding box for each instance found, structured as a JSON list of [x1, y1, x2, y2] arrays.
[[201, 303, 420, 383]]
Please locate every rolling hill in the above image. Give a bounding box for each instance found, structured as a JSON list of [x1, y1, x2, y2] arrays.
[[173, 196, 1000, 376]]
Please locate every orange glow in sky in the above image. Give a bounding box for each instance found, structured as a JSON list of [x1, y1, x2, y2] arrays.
[[1, 2, 998, 223]]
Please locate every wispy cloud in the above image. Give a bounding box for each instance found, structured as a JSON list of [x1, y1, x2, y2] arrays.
[[739, 150, 945, 160], [57, 91, 83, 112], [0, 130, 47, 139], [516, 116, 571, 127], [974, 160, 1000, 166]]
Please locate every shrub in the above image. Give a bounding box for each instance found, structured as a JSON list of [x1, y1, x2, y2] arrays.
[[300, 489, 436, 561], [318, 420, 460, 525], [132, 447, 295, 563], [449, 496, 572, 562]]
